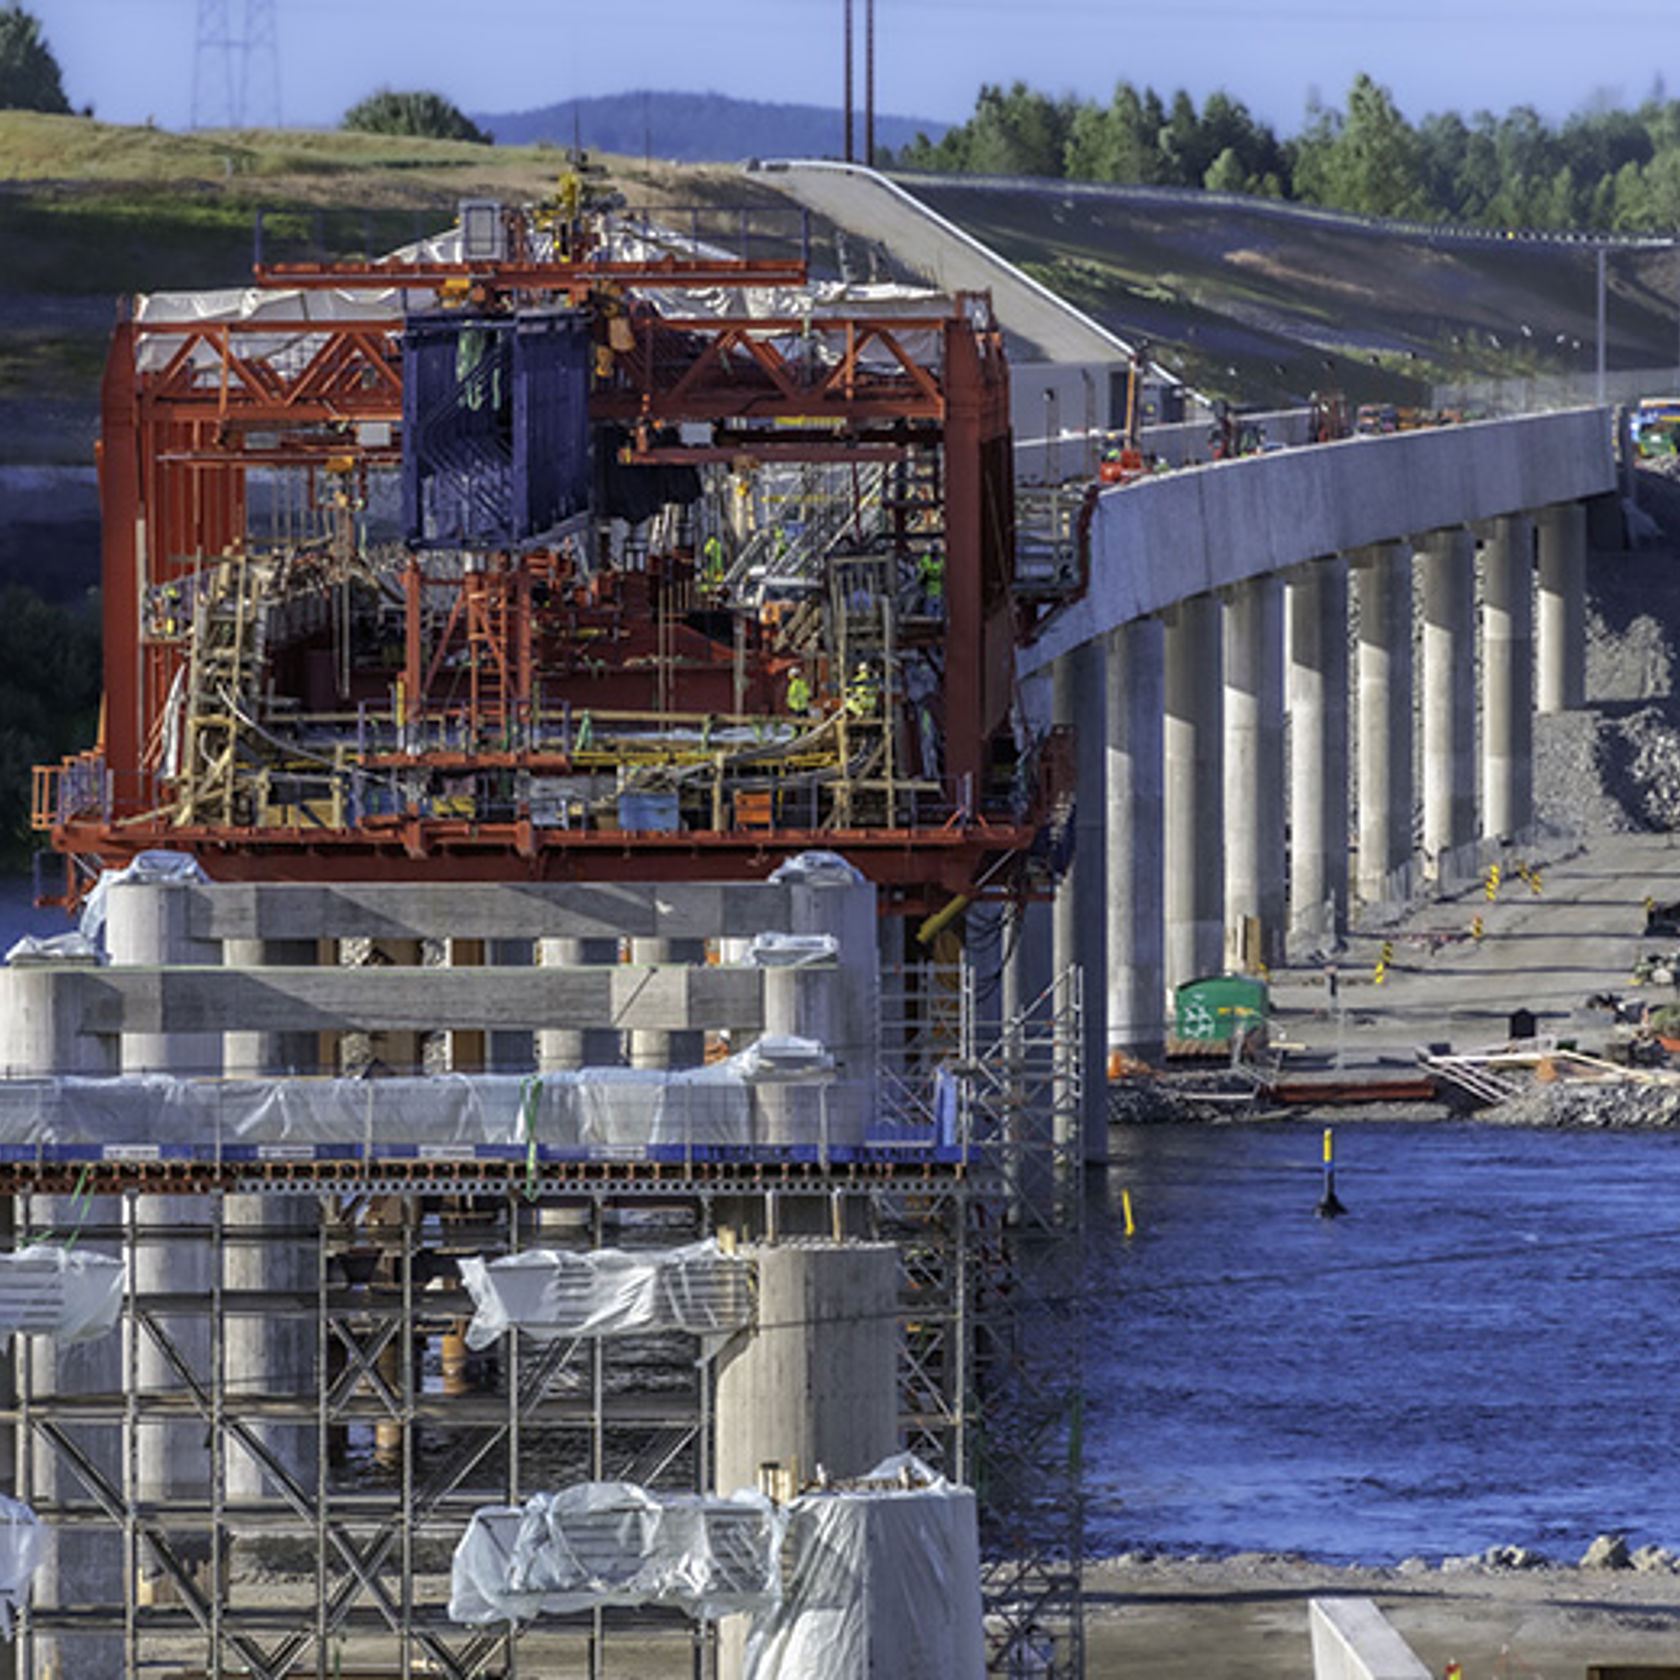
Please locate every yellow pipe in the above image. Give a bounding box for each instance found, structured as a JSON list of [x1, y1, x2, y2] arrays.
[[916, 893, 970, 947]]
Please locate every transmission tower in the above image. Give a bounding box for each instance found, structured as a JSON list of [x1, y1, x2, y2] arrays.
[[192, 0, 281, 129], [243, 0, 282, 128]]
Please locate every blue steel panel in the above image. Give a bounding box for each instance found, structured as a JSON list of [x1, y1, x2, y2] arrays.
[[402, 311, 591, 549]]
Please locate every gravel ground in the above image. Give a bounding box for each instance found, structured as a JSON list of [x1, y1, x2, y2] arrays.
[[1088, 1549, 1680, 1680]]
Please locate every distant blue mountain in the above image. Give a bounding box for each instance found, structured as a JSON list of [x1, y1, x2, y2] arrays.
[[472, 90, 948, 164]]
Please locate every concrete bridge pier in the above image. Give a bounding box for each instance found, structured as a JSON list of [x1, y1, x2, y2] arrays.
[[1353, 542, 1415, 903], [629, 940, 708, 1070], [1480, 514, 1536, 840], [221, 939, 319, 1517], [1537, 499, 1588, 713], [1418, 528, 1477, 881], [1, 960, 119, 1680], [1285, 557, 1349, 955], [535, 939, 624, 1069], [1105, 617, 1165, 1059], [1052, 641, 1109, 1163], [1221, 575, 1286, 970], [1163, 594, 1224, 990], [104, 882, 218, 1607]]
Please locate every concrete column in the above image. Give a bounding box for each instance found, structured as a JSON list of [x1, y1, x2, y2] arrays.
[[1480, 514, 1536, 839], [1001, 898, 1051, 1028], [1222, 576, 1286, 969], [1353, 542, 1414, 903], [223, 938, 317, 1079], [713, 1242, 900, 1680], [104, 883, 216, 1594], [1105, 617, 1165, 1057], [4, 963, 120, 1678], [1537, 500, 1588, 713], [106, 880, 220, 1076], [535, 938, 623, 1069], [627, 939, 706, 1070], [1286, 558, 1350, 952], [1000, 896, 1055, 1220], [785, 873, 879, 1146], [0, 964, 115, 1078], [1051, 641, 1108, 1164], [1163, 594, 1223, 989], [713, 1242, 899, 1494], [220, 941, 318, 1517], [1418, 528, 1477, 878]]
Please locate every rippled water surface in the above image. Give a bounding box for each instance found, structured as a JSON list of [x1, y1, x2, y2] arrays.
[[1089, 1119, 1680, 1564]]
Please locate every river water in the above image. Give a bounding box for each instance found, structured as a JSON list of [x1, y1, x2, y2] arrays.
[[1089, 1119, 1680, 1565]]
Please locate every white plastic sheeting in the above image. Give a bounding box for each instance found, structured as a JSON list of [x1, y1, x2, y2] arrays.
[[133, 286, 405, 376], [745, 1455, 985, 1680], [748, 934, 837, 968], [458, 1239, 753, 1350], [449, 1484, 781, 1625], [0, 1496, 44, 1637], [448, 1456, 985, 1679], [0, 1249, 125, 1348], [77, 850, 208, 948], [769, 850, 867, 886], [734, 1037, 834, 1080], [0, 1038, 837, 1148], [3, 931, 101, 967]]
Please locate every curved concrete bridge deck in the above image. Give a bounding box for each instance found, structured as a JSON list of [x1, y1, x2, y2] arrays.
[[1009, 408, 1619, 1158]]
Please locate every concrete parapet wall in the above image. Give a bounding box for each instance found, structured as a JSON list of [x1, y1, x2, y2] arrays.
[[1310, 1597, 1433, 1680], [1024, 408, 1616, 671]]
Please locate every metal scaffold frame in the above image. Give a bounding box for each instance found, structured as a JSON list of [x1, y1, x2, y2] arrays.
[[3, 963, 1083, 1679]]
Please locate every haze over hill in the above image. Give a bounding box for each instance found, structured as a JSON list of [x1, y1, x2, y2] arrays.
[[473, 91, 948, 165]]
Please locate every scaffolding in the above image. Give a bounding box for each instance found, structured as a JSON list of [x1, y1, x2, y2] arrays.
[[3, 961, 1082, 1679]]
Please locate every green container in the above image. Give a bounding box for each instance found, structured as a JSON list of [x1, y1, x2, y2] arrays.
[[1174, 974, 1269, 1041]]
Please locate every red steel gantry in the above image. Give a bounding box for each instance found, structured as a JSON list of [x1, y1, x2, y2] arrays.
[[37, 197, 1060, 910]]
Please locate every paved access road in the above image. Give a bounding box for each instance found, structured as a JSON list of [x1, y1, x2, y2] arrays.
[[1268, 829, 1680, 1068]]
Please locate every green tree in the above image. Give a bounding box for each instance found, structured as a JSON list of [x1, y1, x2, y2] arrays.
[[1415, 111, 1470, 217], [341, 88, 491, 144], [1610, 158, 1651, 229], [1067, 83, 1169, 183], [0, 586, 100, 864], [1203, 147, 1247, 194], [959, 81, 1078, 176], [1309, 74, 1430, 218], [0, 5, 70, 114]]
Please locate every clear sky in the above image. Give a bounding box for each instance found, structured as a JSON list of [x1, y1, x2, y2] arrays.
[[30, 0, 1680, 137]]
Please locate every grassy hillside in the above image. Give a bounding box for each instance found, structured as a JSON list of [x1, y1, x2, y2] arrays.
[[0, 114, 799, 463], [5, 111, 1679, 432], [901, 177, 1680, 408], [0, 112, 792, 290]]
